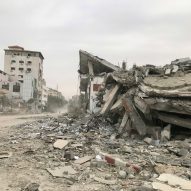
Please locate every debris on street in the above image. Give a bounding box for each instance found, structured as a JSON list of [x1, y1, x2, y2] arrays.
[[1, 112, 190, 190], [0, 52, 191, 191]]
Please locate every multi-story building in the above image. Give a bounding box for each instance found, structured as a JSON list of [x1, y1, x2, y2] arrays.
[[4, 45, 44, 103], [48, 88, 63, 99]]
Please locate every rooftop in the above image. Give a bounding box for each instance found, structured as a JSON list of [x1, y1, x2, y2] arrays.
[[4, 45, 44, 59]]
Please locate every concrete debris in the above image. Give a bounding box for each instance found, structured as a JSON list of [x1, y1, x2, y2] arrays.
[[74, 155, 93, 164], [79, 51, 191, 139], [22, 183, 40, 191], [161, 124, 171, 142], [157, 173, 191, 190], [47, 166, 77, 177], [93, 176, 117, 185], [4, 113, 191, 190], [118, 170, 127, 179], [144, 137, 153, 145], [152, 182, 183, 191], [53, 139, 69, 149], [2, 52, 191, 190]]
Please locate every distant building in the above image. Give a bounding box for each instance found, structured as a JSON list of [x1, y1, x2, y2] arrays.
[[4, 45, 44, 104], [48, 88, 63, 98]]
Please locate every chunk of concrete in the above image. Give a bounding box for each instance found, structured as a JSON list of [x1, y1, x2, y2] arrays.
[[157, 173, 191, 190], [100, 84, 120, 115], [23, 182, 40, 191], [93, 176, 117, 185], [74, 155, 93, 164], [161, 124, 171, 142], [165, 68, 171, 75], [152, 182, 183, 191], [144, 137, 153, 145], [118, 170, 127, 179], [47, 166, 77, 177], [53, 139, 69, 149]]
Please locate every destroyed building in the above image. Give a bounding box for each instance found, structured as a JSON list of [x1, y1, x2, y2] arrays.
[[79, 50, 119, 113], [79, 51, 191, 139]]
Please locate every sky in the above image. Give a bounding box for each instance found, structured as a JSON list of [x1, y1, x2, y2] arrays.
[[0, 0, 191, 99]]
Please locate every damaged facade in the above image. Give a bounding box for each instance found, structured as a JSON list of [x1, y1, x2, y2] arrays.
[[79, 50, 119, 113], [79, 51, 191, 139]]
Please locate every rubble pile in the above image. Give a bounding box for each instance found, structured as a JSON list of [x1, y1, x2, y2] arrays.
[[96, 57, 191, 139], [5, 114, 191, 190]]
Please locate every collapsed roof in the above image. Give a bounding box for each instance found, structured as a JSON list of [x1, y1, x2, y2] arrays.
[[79, 50, 119, 75], [79, 50, 119, 92]]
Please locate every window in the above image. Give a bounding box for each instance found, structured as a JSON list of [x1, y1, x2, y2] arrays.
[[18, 75, 23, 78], [19, 68, 24, 72], [2, 84, 9, 90], [27, 61, 32, 64], [19, 60, 24, 64], [26, 68, 31, 72], [11, 60, 16, 64], [13, 53, 20, 56], [19, 80, 23, 83], [27, 53, 31, 57], [13, 83, 20, 92], [11, 67, 15, 71]]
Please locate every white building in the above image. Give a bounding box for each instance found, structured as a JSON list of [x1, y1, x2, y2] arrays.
[[22, 73, 36, 102], [48, 88, 63, 98], [4, 45, 44, 103]]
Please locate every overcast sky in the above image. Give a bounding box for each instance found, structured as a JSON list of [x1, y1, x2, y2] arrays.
[[0, 0, 191, 98]]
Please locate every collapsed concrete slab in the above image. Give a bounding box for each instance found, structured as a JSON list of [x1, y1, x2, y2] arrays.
[[78, 51, 191, 138]]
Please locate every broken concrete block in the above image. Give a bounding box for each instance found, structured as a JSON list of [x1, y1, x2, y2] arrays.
[[118, 112, 128, 133], [177, 148, 188, 157], [105, 174, 112, 180], [157, 173, 191, 190], [122, 145, 132, 153], [47, 166, 77, 177], [53, 139, 69, 149], [93, 176, 117, 185], [100, 84, 120, 115], [23, 182, 40, 191], [144, 137, 153, 145], [110, 96, 122, 111], [165, 68, 171, 75], [172, 65, 179, 73], [161, 124, 171, 142], [74, 155, 93, 164], [118, 170, 127, 179], [152, 182, 182, 191], [122, 97, 147, 136]]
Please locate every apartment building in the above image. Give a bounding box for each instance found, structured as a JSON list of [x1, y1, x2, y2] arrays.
[[48, 88, 63, 99], [4, 45, 44, 103]]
